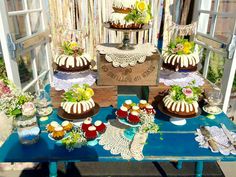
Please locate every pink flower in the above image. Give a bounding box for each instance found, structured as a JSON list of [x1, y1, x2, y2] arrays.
[[182, 88, 193, 98], [171, 48, 179, 54], [176, 44, 184, 50], [22, 102, 36, 117]]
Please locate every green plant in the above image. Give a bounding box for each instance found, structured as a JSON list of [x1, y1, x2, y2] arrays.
[[61, 41, 83, 56], [125, 0, 152, 24], [0, 57, 7, 79]]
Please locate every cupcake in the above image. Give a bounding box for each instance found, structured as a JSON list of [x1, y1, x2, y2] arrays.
[[52, 126, 65, 140], [138, 100, 147, 109], [127, 111, 140, 125], [123, 100, 133, 110], [47, 121, 59, 133], [130, 105, 140, 113], [84, 125, 97, 140], [116, 106, 128, 119], [61, 121, 73, 132], [81, 117, 92, 132], [145, 104, 156, 115], [94, 120, 106, 134]]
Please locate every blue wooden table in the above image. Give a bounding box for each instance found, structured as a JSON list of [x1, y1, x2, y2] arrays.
[[0, 95, 236, 177]]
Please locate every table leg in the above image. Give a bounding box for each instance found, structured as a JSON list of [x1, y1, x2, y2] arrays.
[[176, 161, 183, 169], [195, 161, 203, 177], [49, 162, 57, 177]]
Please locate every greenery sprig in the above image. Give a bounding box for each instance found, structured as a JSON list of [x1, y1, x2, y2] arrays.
[[167, 37, 195, 55]]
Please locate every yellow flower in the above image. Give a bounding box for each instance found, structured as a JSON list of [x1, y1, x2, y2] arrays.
[[183, 47, 191, 54], [136, 1, 148, 13], [183, 42, 191, 49], [69, 42, 79, 49], [143, 13, 151, 24], [85, 88, 94, 97]]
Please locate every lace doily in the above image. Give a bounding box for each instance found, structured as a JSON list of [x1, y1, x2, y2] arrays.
[[160, 70, 204, 87], [195, 126, 236, 155], [97, 44, 156, 68], [52, 71, 97, 91]]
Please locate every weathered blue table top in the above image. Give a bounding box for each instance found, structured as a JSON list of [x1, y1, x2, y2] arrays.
[[1, 95, 236, 163]]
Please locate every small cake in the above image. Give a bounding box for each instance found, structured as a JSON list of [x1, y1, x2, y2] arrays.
[[94, 120, 106, 134], [84, 125, 97, 140], [62, 121, 73, 132], [144, 104, 156, 115], [109, 0, 152, 29], [81, 118, 92, 132], [138, 100, 147, 109], [127, 111, 140, 124], [47, 121, 59, 133], [52, 126, 65, 140], [131, 105, 140, 113], [163, 85, 202, 116], [54, 41, 91, 72], [123, 100, 133, 110], [116, 106, 128, 118], [61, 84, 95, 116], [162, 37, 199, 72]]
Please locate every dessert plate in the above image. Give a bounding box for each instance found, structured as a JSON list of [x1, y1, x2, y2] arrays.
[[117, 118, 141, 128], [57, 103, 100, 121], [202, 106, 222, 115]]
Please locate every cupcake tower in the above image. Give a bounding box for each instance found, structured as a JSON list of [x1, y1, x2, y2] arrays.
[[81, 118, 107, 140], [116, 99, 156, 125]]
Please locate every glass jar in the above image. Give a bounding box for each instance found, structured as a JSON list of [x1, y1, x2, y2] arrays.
[[16, 114, 40, 145]]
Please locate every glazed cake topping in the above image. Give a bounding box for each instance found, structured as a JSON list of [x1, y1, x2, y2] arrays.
[[146, 104, 153, 109], [94, 120, 102, 126], [51, 121, 59, 127], [125, 100, 132, 105], [131, 111, 139, 116], [132, 106, 139, 110], [112, 0, 137, 9], [55, 126, 63, 131], [84, 118, 92, 124], [62, 121, 69, 127], [120, 106, 128, 111], [88, 125, 96, 131], [140, 100, 147, 104]]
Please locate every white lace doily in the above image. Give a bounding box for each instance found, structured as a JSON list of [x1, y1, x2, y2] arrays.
[[159, 70, 204, 87], [52, 71, 97, 91], [99, 124, 148, 161], [97, 44, 156, 68], [195, 126, 236, 155]]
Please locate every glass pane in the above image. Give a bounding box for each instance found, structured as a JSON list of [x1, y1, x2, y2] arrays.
[[35, 45, 48, 75], [6, 0, 24, 12], [17, 52, 33, 88], [219, 0, 236, 13], [200, 0, 214, 11], [214, 16, 235, 42], [29, 12, 42, 34], [8, 15, 28, 40], [27, 0, 40, 9], [197, 13, 212, 34]]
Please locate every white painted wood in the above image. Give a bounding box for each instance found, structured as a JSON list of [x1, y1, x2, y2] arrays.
[[0, 0, 21, 87], [202, 50, 211, 78], [8, 9, 42, 16]]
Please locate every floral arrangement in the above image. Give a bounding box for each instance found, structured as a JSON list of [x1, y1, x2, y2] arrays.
[[167, 37, 195, 55], [125, 0, 152, 24], [62, 84, 94, 102], [0, 79, 33, 118], [169, 81, 202, 104], [61, 41, 84, 56]]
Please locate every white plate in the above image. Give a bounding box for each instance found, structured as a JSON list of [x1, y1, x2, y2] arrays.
[[202, 106, 222, 115]]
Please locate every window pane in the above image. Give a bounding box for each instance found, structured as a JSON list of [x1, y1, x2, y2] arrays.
[[35, 45, 48, 75], [7, 0, 24, 12], [8, 15, 28, 40], [27, 0, 40, 9], [197, 13, 212, 34], [214, 16, 235, 42], [29, 12, 42, 34], [17, 52, 33, 88], [219, 0, 236, 13]]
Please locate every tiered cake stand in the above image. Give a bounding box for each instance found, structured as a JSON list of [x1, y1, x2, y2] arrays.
[[103, 23, 151, 50]]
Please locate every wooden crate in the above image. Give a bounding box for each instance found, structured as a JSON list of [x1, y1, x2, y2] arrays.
[[50, 85, 117, 108], [97, 52, 161, 86]]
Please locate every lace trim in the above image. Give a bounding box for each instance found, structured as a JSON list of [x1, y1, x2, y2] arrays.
[[97, 43, 156, 68]]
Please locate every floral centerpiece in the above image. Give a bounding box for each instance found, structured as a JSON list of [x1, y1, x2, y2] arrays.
[[61, 41, 84, 56], [166, 37, 195, 55], [125, 0, 152, 25], [0, 79, 33, 119], [62, 84, 94, 102], [169, 82, 202, 104]]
